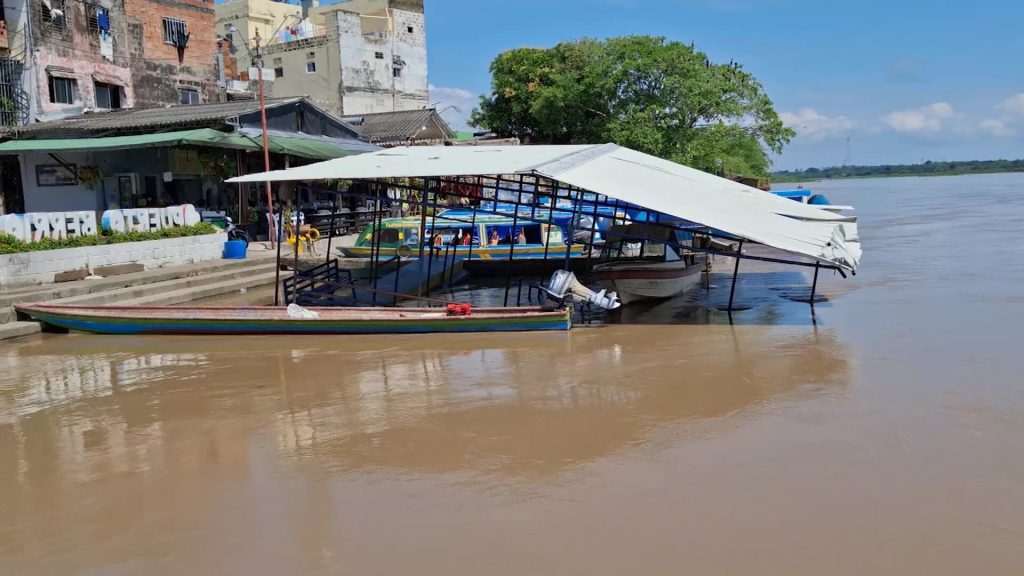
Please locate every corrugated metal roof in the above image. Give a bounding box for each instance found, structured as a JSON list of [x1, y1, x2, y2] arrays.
[[13, 97, 306, 136], [340, 108, 453, 145]]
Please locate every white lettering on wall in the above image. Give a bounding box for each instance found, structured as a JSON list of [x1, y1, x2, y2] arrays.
[[0, 205, 199, 244]]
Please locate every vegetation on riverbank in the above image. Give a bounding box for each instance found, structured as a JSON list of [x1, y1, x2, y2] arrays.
[[772, 159, 1024, 182], [0, 223, 218, 254]]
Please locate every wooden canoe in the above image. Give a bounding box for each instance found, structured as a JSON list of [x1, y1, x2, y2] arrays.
[[15, 304, 573, 335]]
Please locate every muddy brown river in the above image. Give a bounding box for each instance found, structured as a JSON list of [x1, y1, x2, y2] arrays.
[[2, 174, 1024, 574]]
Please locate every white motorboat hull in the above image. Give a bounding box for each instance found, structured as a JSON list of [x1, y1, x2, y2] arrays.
[[593, 257, 705, 305]]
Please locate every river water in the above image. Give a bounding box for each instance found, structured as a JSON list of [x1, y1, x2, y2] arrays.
[[2, 174, 1023, 574]]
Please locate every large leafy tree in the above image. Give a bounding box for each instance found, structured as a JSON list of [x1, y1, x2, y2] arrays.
[[471, 36, 794, 177]]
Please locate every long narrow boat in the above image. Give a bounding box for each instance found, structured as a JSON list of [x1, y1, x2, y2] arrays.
[[15, 304, 573, 335]]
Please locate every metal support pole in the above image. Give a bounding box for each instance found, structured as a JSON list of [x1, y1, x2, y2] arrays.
[[393, 253, 401, 302], [290, 159, 300, 286], [424, 184, 439, 301], [255, 30, 276, 250], [274, 207, 283, 305], [727, 240, 744, 311], [503, 175, 523, 307], [324, 193, 338, 266], [542, 180, 556, 262], [465, 206, 477, 265], [371, 185, 384, 306], [564, 189, 583, 271], [810, 261, 820, 306], [416, 179, 429, 299]]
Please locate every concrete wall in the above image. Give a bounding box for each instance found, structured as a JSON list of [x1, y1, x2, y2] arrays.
[[264, 36, 336, 113], [4, 0, 218, 122], [0, 233, 227, 287], [216, 0, 302, 65], [336, 8, 427, 115], [123, 0, 219, 106], [258, 4, 428, 115], [16, 149, 224, 213]]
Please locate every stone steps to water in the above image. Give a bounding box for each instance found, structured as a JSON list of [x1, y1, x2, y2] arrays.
[[115, 269, 286, 306], [0, 321, 42, 341], [44, 262, 280, 307], [0, 257, 273, 310], [0, 258, 284, 341]]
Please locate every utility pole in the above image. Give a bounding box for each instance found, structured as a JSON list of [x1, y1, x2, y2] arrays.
[[254, 29, 276, 250]]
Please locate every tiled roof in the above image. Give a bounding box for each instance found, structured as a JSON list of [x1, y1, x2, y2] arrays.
[[12, 97, 306, 136], [340, 108, 453, 144]]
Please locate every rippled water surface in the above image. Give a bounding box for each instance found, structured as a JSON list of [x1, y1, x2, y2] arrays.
[[2, 174, 1023, 575]]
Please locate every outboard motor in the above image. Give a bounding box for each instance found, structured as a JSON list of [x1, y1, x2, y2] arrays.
[[541, 270, 620, 310]]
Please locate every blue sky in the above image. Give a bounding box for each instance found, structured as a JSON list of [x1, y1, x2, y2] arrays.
[[423, 0, 1024, 170]]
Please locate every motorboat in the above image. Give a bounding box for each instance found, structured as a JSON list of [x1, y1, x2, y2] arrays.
[[592, 223, 706, 305]]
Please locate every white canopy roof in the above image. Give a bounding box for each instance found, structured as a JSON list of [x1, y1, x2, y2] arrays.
[[228, 143, 860, 271]]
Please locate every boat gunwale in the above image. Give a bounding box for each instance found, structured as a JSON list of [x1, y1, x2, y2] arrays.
[[15, 303, 569, 323]]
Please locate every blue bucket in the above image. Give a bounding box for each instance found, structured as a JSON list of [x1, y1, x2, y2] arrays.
[[223, 240, 247, 259]]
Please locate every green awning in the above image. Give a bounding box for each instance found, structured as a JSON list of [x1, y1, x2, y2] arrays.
[[0, 128, 259, 153], [0, 128, 362, 160]]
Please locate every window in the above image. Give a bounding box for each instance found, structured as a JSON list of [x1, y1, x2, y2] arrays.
[[40, 0, 70, 37], [406, 26, 413, 33], [179, 88, 200, 105], [94, 82, 121, 109], [162, 17, 188, 46], [306, 52, 316, 73], [86, 4, 110, 37], [273, 57, 284, 78], [48, 75, 77, 105], [374, 51, 384, 59], [392, 67, 401, 78]]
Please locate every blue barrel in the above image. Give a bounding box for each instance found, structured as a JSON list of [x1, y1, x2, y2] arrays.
[[223, 240, 247, 259]]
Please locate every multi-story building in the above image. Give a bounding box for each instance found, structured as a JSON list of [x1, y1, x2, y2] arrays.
[[1, 0, 218, 124], [215, 0, 427, 116]]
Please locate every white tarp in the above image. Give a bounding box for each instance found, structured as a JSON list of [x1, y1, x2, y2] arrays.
[[227, 143, 860, 271]]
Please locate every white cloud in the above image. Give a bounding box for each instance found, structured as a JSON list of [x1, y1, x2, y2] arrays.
[[999, 93, 1024, 117], [979, 118, 1014, 137], [428, 85, 480, 131], [778, 108, 854, 139], [882, 102, 954, 133]]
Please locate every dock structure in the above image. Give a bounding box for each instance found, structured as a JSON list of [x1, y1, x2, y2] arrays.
[[232, 144, 861, 312], [354, 255, 465, 306]]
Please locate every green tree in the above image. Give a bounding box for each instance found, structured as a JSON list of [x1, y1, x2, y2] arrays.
[[471, 36, 793, 177]]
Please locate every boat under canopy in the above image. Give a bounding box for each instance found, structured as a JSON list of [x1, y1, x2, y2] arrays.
[[228, 143, 861, 272]]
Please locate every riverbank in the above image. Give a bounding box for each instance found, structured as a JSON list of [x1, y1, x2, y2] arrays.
[[772, 159, 1024, 183]]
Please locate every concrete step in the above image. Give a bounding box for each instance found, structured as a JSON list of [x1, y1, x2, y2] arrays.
[[118, 269, 286, 306], [0, 321, 42, 342], [0, 257, 274, 309], [42, 262, 280, 307]]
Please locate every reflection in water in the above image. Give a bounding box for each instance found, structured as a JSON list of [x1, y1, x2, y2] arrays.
[[0, 326, 847, 515], [0, 284, 850, 573]]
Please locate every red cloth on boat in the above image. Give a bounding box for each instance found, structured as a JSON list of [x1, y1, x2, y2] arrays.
[[446, 303, 472, 316]]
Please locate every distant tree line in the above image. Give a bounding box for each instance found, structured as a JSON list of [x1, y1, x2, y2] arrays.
[[772, 159, 1024, 182]]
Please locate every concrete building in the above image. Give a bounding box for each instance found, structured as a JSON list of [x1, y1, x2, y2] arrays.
[[0, 0, 218, 125], [215, 0, 427, 116]]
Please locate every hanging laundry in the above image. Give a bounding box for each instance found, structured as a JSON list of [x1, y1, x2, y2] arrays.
[[99, 30, 113, 60], [97, 9, 109, 32]]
